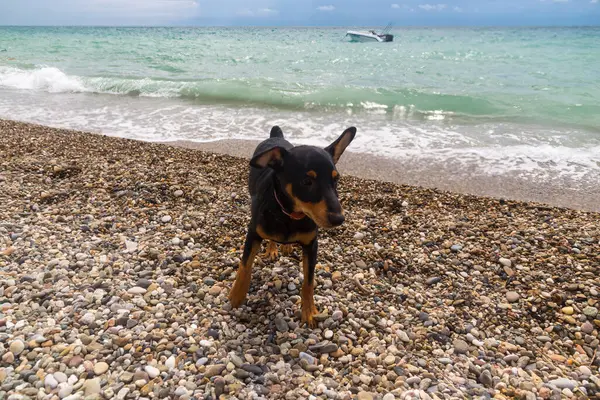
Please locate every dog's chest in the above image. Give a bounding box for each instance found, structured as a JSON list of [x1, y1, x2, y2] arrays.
[[256, 221, 316, 246]]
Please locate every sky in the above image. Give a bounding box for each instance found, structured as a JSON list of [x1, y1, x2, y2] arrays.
[[0, 0, 598, 26]]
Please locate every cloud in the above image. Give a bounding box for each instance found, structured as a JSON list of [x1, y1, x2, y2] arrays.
[[418, 3, 447, 11], [316, 5, 335, 11], [453, 6, 463, 12], [391, 3, 400, 8], [236, 7, 278, 17], [591, 0, 598, 3], [87, 0, 199, 18]]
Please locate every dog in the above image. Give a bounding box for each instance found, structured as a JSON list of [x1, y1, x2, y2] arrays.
[[228, 125, 356, 327]]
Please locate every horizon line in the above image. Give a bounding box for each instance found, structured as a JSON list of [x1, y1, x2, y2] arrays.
[[1, 24, 600, 28]]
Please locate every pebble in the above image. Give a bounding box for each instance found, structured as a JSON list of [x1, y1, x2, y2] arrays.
[[205, 364, 226, 377], [332, 310, 343, 321], [561, 306, 574, 315], [274, 317, 289, 333], [54, 372, 68, 383], [94, 362, 109, 375], [506, 291, 520, 303], [9, 340, 25, 355], [324, 330, 334, 339], [583, 306, 598, 317], [144, 365, 160, 379], [128, 286, 147, 295], [450, 244, 462, 252], [453, 339, 469, 354], [84, 378, 101, 395], [499, 257, 512, 267], [58, 385, 73, 398], [44, 374, 58, 389], [161, 215, 172, 223], [426, 277, 441, 285], [80, 312, 95, 325], [581, 321, 594, 334], [357, 392, 374, 400], [549, 378, 576, 390], [165, 355, 176, 370]]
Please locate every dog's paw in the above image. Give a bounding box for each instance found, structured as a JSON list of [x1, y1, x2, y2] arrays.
[[228, 287, 246, 308], [301, 305, 319, 328]]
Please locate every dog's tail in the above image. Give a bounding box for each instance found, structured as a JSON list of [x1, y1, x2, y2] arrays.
[[270, 126, 284, 139]]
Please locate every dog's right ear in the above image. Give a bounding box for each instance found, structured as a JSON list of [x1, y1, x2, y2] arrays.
[[250, 147, 287, 170]]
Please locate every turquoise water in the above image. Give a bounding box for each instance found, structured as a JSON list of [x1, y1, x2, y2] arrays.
[[0, 26, 599, 185]]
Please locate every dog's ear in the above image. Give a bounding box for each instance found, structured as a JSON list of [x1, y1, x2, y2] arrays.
[[325, 127, 356, 164], [250, 146, 287, 170]]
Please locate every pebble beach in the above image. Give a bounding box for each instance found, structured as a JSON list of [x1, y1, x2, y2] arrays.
[[1, 119, 599, 399]]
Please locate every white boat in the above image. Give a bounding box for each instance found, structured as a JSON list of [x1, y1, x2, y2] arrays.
[[346, 30, 393, 42]]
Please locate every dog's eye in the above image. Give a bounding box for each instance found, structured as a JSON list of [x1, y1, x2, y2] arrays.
[[302, 177, 313, 186]]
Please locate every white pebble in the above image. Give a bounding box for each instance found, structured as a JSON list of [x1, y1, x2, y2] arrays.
[[145, 365, 160, 379]]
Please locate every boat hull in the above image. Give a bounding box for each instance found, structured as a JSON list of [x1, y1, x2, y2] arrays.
[[346, 31, 393, 43]]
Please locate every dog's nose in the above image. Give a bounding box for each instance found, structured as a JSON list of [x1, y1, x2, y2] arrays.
[[328, 213, 345, 227]]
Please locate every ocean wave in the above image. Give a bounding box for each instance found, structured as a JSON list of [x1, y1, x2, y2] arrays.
[[0, 66, 87, 93], [0, 65, 494, 119]]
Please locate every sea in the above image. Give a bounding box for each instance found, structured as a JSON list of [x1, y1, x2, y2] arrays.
[[1, 26, 599, 192]]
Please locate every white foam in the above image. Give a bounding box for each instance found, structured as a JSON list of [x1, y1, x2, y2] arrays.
[[1, 86, 599, 190], [0, 66, 87, 93]]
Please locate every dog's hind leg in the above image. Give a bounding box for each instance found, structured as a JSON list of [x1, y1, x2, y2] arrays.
[[301, 239, 319, 327], [281, 244, 293, 256], [262, 240, 279, 261], [229, 230, 262, 308]]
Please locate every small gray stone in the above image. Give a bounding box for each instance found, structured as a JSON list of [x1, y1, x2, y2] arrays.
[[506, 291, 520, 303], [479, 370, 493, 387], [450, 244, 463, 252], [549, 378, 576, 390], [274, 318, 289, 333], [299, 352, 316, 365], [80, 312, 95, 325], [229, 353, 243, 368], [583, 306, 598, 318], [426, 277, 441, 285], [161, 215, 172, 223], [581, 322, 594, 334], [332, 310, 343, 321], [355, 260, 367, 269], [453, 339, 469, 354], [241, 364, 264, 375], [205, 364, 226, 378], [499, 257, 511, 267]]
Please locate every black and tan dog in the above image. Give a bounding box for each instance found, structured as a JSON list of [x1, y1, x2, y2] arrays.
[[229, 125, 356, 327]]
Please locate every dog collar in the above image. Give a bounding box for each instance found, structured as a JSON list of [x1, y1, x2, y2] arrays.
[[273, 189, 306, 220]]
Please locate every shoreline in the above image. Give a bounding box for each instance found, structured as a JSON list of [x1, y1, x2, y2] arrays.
[[1, 118, 599, 399], [168, 139, 600, 213]]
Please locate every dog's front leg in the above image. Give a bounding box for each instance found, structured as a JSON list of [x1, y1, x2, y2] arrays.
[[229, 229, 262, 308], [301, 239, 319, 327]]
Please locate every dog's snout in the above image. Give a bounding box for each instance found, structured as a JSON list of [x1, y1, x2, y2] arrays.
[[328, 213, 345, 227]]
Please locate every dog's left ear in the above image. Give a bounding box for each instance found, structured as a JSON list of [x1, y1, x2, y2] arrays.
[[325, 127, 356, 164], [250, 146, 287, 170]]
